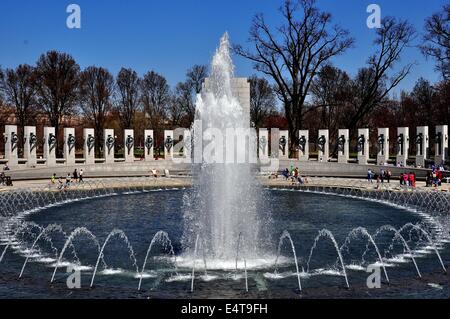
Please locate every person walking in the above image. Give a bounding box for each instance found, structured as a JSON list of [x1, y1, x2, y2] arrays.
[[375, 173, 381, 189], [408, 172, 414, 187], [367, 169, 373, 183], [79, 169, 84, 183], [402, 173, 409, 187], [73, 169, 78, 182]]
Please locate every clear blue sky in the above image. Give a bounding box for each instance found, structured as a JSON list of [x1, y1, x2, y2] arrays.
[[0, 0, 447, 94]]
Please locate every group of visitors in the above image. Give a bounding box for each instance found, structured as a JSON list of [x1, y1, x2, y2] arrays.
[[149, 168, 170, 178], [400, 172, 417, 188], [426, 167, 445, 187], [281, 165, 308, 185], [0, 171, 13, 186], [1, 164, 12, 186], [367, 169, 392, 186], [50, 169, 84, 190], [396, 161, 405, 168]]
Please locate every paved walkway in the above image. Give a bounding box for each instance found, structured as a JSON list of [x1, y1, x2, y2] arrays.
[[0, 176, 191, 192], [262, 176, 450, 192], [1, 175, 449, 193]]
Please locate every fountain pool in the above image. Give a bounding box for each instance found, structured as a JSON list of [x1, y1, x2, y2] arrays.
[[1, 186, 449, 299]]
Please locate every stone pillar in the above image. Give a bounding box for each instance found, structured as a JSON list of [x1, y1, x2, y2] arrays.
[[377, 128, 389, 166], [415, 126, 429, 167], [24, 126, 37, 168], [44, 127, 57, 167], [258, 129, 269, 161], [124, 129, 135, 163], [104, 129, 115, 164], [318, 129, 329, 162], [63, 128, 76, 166], [233, 78, 251, 126], [144, 130, 154, 162], [337, 129, 349, 164], [357, 128, 370, 165], [83, 128, 95, 165], [298, 130, 309, 162], [183, 129, 192, 161], [435, 125, 448, 165], [202, 78, 250, 127], [396, 127, 409, 166], [4, 125, 19, 167], [278, 130, 289, 160], [164, 130, 174, 160]]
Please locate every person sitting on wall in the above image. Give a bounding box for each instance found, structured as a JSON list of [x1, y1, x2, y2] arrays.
[[269, 172, 278, 179], [50, 173, 56, 184], [5, 176, 13, 187], [0, 172, 5, 186], [432, 170, 438, 187], [65, 173, 71, 188], [291, 167, 299, 184], [57, 177, 64, 190], [282, 168, 290, 180], [164, 169, 170, 178], [151, 169, 158, 178], [3, 164, 10, 171]]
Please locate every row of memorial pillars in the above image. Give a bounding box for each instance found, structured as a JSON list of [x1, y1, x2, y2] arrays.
[[3, 125, 181, 167], [258, 125, 448, 165]]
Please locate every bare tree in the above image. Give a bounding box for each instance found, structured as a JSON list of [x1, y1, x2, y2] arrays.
[[79, 66, 114, 155], [172, 65, 208, 125], [421, 4, 450, 81], [0, 98, 11, 129], [0, 67, 4, 105], [141, 71, 170, 131], [168, 93, 186, 127], [0, 68, 8, 129], [310, 65, 352, 129], [310, 65, 353, 154], [249, 75, 277, 129], [345, 17, 416, 128], [173, 82, 192, 124], [115, 68, 142, 130], [186, 64, 208, 94], [35, 51, 80, 153], [235, 0, 354, 149], [0, 64, 38, 144], [410, 78, 436, 128]]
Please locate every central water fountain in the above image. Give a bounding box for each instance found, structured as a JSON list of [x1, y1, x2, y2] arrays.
[[181, 33, 269, 265]]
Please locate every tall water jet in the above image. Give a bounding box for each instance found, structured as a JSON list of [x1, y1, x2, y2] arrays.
[[181, 33, 268, 263]]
